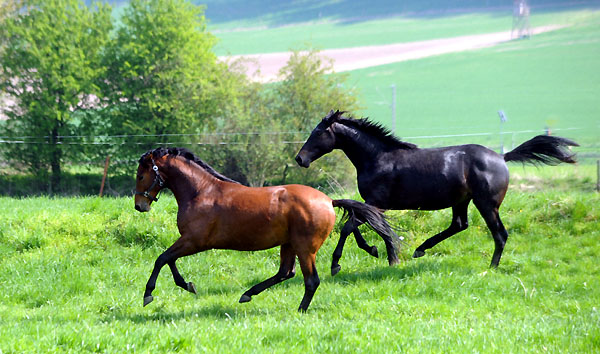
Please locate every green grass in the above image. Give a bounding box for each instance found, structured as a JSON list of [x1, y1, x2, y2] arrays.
[[212, 7, 593, 55], [0, 166, 598, 352], [346, 10, 600, 150], [214, 8, 600, 156]]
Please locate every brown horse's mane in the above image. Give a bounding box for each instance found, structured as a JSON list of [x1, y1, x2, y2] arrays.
[[141, 147, 241, 184], [325, 110, 418, 151]]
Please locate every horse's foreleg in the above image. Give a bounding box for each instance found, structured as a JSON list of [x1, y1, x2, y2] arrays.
[[143, 237, 197, 307], [331, 219, 357, 276], [352, 227, 379, 258], [239, 244, 296, 303], [413, 201, 469, 259], [168, 261, 197, 295]]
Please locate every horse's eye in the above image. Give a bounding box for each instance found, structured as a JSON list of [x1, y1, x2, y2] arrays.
[[137, 175, 143, 181]]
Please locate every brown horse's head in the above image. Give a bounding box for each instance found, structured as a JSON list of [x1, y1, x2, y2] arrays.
[[134, 149, 167, 212]]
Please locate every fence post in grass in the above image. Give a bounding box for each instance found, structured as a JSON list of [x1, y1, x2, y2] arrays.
[[99, 155, 110, 197], [597, 160, 600, 192]]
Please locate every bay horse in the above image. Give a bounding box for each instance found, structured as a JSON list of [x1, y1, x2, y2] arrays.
[[134, 147, 399, 312], [295, 110, 578, 273]]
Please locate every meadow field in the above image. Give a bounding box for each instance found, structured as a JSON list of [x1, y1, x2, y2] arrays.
[[214, 7, 600, 154], [0, 165, 598, 352], [2, 2, 599, 352]]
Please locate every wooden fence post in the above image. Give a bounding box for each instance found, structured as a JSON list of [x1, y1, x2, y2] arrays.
[[597, 160, 600, 192], [99, 155, 110, 197]]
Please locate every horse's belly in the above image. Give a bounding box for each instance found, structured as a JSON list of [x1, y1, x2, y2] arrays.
[[212, 217, 289, 251], [363, 180, 468, 210]]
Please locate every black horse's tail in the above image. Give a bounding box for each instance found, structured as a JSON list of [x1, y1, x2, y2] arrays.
[[503, 135, 578, 165], [332, 199, 401, 259]]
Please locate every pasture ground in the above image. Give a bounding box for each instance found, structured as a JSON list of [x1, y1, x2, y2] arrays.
[[0, 165, 598, 352], [216, 8, 600, 154]]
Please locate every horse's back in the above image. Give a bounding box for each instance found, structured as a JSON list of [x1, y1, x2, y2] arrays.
[[362, 144, 508, 210]]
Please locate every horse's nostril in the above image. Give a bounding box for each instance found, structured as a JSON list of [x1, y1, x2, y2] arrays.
[[295, 155, 303, 165], [135, 204, 142, 212]]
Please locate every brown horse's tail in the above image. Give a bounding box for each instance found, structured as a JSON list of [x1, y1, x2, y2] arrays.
[[503, 135, 578, 165], [332, 199, 402, 256]]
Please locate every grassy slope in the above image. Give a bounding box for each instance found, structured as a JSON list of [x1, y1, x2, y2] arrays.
[[0, 166, 598, 352], [346, 11, 600, 150], [212, 9, 584, 55], [214, 8, 600, 155]]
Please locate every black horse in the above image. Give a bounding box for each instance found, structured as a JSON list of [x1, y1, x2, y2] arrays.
[[295, 110, 578, 273]]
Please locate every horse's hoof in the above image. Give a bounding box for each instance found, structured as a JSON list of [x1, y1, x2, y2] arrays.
[[413, 250, 426, 258], [143, 295, 154, 307], [187, 282, 197, 294], [331, 264, 342, 276], [239, 294, 252, 303], [370, 246, 379, 258]]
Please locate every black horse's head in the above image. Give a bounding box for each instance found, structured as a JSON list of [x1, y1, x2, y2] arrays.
[[295, 110, 344, 168], [134, 148, 168, 212]]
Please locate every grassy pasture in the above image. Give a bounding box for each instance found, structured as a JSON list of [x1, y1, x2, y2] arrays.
[[0, 165, 598, 352], [212, 8, 590, 55], [346, 11, 600, 150], [214, 8, 600, 156]]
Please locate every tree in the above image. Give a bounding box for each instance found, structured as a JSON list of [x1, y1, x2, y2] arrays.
[[98, 0, 236, 164], [209, 49, 361, 189], [0, 0, 111, 192], [272, 49, 361, 189]]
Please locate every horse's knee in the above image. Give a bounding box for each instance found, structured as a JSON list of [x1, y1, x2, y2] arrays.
[[155, 252, 171, 267]]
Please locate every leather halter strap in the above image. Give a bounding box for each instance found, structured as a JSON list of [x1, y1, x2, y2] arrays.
[[135, 160, 165, 202]]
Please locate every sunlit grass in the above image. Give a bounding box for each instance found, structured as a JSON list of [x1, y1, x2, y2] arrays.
[[0, 165, 598, 352]]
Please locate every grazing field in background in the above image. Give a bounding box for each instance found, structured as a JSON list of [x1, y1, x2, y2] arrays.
[[1, 166, 598, 352], [214, 8, 600, 156], [347, 11, 600, 150], [212, 8, 588, 54]]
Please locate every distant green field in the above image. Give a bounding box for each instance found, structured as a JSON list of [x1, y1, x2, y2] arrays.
[[346, 12, 600, 150], [0, 166, 598, 352], [214, 8, 600, 156], [211, 7, 594, 55]]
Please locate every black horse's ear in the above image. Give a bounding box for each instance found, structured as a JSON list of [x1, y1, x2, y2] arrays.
[[323, 109, 335, 122]]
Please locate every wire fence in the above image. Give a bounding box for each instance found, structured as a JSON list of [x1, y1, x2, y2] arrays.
[[1, 125, 598, 196]]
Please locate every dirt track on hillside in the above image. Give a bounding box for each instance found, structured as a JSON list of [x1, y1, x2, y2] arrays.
[[220, 25, 565, 82]]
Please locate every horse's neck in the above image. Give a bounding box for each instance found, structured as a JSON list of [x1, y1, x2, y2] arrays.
[[334, 124, 387, 170], [164, 158, 220, 206]]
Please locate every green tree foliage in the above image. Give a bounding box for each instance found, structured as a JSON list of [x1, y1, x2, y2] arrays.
[[0, 0, 363, 194], [0, 0, 111, 192], [273, 49, 360, 189], [208, 49, 360, 188], [97, 0, 237, 163]]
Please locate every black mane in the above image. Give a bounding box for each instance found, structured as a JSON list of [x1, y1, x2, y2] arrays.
[[141, 147, 241, 184], [325, 111, 417, 150]]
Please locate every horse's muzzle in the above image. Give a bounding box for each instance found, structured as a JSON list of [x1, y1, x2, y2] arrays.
[[135, 203, 151, 212], [295, 154, 310, 168]]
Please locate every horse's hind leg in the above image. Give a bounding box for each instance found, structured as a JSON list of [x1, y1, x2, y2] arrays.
[[143, 237, 198, 306], [239, 244, 296, 303], [474, 202, 509, 268], [297, 252, 320, 312], [413, 200, 470, 258]]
